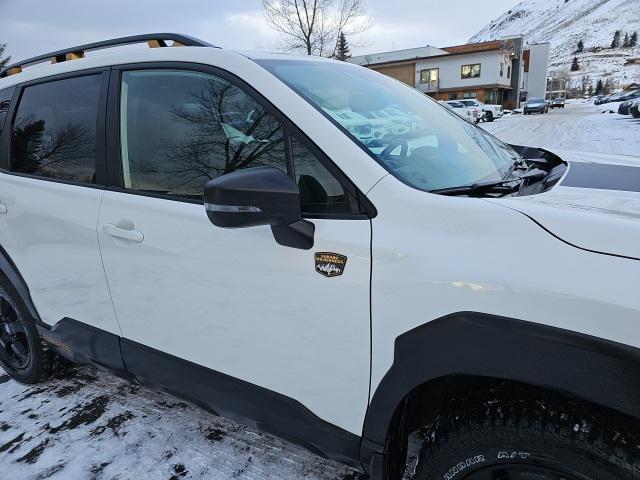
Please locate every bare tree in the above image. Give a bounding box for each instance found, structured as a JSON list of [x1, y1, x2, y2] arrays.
[[262, 0, 372, 57]]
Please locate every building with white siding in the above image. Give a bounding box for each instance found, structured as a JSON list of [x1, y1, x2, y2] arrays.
[[350, 36, 550, 109]]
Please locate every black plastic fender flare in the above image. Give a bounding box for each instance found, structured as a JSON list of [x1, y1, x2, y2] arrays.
[[0, 244, 40, 321], [361, 312, 640, 466]]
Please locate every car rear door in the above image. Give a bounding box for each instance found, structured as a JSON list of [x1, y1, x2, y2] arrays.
[[0, 71, 121, 335], [97, 65, 372, 439]]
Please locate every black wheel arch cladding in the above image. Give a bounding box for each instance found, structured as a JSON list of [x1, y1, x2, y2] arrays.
[[361, 312, 640, 477], [0, 244, 40, 322]]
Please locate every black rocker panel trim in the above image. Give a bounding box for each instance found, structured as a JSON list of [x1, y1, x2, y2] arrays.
[[362, 312, 640, 453], [33, 316, 363, 469], [37, 318, 127, 374], [120, 338, 362, 469]]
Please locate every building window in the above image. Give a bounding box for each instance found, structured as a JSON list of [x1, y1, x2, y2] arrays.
[[507, 66, 511, 79], [461, 63, 481, 79], [448, 92, 459, 100], [463, 91, 477, 99], [419, 68, 439, 85], [500, 63, 504, 77], [485, 90, 499, 104]]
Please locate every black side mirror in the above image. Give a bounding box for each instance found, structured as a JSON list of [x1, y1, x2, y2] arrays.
[[204, 166, 314, 249]]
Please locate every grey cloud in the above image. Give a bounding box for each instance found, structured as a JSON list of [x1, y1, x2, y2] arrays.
[[0, 0, 516, 62]]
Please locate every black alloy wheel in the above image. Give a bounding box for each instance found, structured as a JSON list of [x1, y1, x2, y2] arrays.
[[0, 295, 30, 372], [0, 276, 58, 383]]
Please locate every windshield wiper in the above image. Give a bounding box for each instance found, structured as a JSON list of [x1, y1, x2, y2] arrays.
[[430, 169, 546, 196]]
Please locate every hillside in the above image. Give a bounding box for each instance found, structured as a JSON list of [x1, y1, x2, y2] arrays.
[[469, 0, 640, 90]]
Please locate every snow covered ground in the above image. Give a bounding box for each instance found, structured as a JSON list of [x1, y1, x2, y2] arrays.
[[0, 365, 364, 480], [480, 101, 640, 157]]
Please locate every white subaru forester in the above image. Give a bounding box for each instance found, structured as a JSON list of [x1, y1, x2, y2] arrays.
[[0, 34, 639, 480]]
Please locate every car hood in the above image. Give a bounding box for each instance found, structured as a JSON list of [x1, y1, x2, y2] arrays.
[[488, 149, 640, 260]]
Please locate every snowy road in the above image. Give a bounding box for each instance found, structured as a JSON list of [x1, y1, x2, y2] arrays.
[[480, 101, 640, 157], [0, 366, 364, 480]]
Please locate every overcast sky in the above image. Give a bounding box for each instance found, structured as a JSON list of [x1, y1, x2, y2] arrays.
[[0, 0, 516, 62]]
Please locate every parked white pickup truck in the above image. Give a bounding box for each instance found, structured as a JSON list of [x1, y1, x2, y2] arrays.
[[459, 99, 504, 122], [442, 100, 482, 124]]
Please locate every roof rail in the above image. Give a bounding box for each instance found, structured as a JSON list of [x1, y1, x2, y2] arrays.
[[0, 33, 218, 78]]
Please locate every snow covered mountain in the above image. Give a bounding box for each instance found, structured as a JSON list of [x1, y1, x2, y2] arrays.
[[470, 0, 640, 89]]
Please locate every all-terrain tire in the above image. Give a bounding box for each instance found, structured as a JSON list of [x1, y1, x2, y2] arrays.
[[414, 389, 640, 480], [0, 274, 58, 383], [485, 111, 494, 122]]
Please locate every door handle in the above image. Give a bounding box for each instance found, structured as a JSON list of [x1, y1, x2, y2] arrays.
[[0, 203, 6, 215], [102, 224, 144, 243]]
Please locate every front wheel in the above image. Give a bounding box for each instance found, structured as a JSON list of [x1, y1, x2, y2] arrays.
[[485, 112, 494, 122], [414, 396, 640, 480]]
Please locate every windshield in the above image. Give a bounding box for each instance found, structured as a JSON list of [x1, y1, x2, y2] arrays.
[[528, 98, 544, 103], [257, 59, 520, 192]]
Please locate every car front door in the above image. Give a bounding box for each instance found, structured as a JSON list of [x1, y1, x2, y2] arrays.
[[97, 66, 372, 438]]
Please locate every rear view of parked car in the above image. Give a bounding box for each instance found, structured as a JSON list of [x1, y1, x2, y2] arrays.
[[619, 100, 635, 115], [631, 99, 640, 118], [593, 95, 608, 105]]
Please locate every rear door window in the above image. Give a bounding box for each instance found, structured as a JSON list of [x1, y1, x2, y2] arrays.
[[10, 75, 101, 184]]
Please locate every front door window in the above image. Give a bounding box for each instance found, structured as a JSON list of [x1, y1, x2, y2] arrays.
[[119, 69, 357, 215]]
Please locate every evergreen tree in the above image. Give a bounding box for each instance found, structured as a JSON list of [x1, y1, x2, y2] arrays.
[[630, 31, 638, 48], [595, 79, 604, 95], [0, 43, 10, 70], [335, 32, 351, 61], [576, 40, 584, 53], [604, 78, 614, 94], [623, 33, 630, 48], [570, 56, 580, 72], [611, 30, 621, 48]]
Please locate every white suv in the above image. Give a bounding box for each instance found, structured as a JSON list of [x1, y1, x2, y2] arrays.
[[459, 98, 504, 122], [0, 34, 639, 480]]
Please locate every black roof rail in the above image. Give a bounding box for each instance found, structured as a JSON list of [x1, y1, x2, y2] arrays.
[[1, 33, 218, 78]]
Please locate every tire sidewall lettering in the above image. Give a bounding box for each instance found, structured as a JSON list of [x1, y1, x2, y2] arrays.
[[443, 454, 486, 480]]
